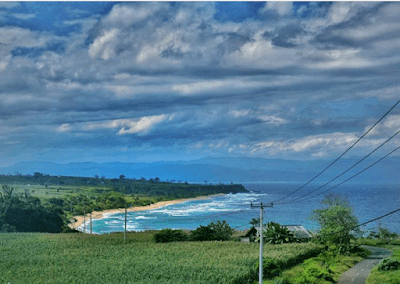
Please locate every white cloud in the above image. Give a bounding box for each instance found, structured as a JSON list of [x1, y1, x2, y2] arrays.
[[0, 26, 49, 49], [259, 2, 293, 16], [57, 124, 72, 133], [259, 115, 289, 126], [230, 109, 250, 118], [0, 2, 20, 8], [84, 115, 168, 136], [11, 13, 37, 20], [103, 3, 167, 27], [88, 28, 120, 60], [118, 115, 167, 135], [365, 115, 400, 136]]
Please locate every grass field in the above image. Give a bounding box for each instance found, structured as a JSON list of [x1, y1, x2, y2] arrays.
[[262, 250, 367, 284], [0, 232, 322, 284]]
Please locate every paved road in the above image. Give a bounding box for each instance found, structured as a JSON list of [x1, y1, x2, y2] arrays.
[[337, 245, 392, 284]]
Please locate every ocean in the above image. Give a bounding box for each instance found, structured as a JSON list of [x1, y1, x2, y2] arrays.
[[82, 183, 400, 235]]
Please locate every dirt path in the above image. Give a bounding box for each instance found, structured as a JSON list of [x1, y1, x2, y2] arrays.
[[337, 245, 392, 284]]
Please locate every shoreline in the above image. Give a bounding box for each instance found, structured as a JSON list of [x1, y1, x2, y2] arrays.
[[68, 193, 225, 231]]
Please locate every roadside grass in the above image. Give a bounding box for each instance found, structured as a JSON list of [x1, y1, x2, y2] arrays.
[[0, 232, 322, 284], [357, 239, 400, 284], [262, 248, 369, 284]]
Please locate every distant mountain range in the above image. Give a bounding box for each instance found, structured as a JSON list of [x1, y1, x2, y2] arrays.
[[0, 156, 399, 184]]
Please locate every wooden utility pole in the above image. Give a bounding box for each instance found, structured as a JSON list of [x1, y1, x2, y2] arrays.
[[251, 202, 273, 284]]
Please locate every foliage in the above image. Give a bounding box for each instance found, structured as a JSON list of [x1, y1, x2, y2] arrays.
[[190, 220, 234, 241], [366, 245, 400, 284], [0, 185, 64, 233], [311, 194, 360, 254], [367, 225, 399, 241], [0, 232, 322, 284], [378, 258, 400, 271], [209, 220, 235, 241], [0, 173, 247, 199], [190, 225, 216, 241], [262, 222, 296, 244], [263, 250, 367, 284], [0, 223, 16, 233], [153, 229, 188, 243], [251, 245, 323, 281]]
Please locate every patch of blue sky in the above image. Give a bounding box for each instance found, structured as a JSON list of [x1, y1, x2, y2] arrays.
[[1, 2, 113, 35], [11, 41, 66, 58]]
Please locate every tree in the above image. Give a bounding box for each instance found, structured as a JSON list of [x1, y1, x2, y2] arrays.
[[312, 194, 360, 254], [190, 220, 234, 241], [119, 175, 125, 180], [190, 225, 216, 241], [209, 220, 234, 241]]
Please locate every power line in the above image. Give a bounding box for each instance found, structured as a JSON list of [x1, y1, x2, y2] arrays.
[[319, 207, 400, 238], [276, 130, 400, 204], [271, 99, 400, 204], [281, 144, 400, 204]]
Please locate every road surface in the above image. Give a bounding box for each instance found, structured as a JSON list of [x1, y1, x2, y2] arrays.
[[337, 245, 392, 284]]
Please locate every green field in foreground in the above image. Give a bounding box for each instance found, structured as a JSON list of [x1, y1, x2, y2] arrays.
[[0, 232, 322, 284], [262, 251, 366, 284]]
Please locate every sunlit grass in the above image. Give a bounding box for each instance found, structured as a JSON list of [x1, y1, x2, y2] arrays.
[[0, 232, 322, 284]]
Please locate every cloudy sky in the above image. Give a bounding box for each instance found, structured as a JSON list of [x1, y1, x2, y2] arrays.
[[0, 1, 399, 166]]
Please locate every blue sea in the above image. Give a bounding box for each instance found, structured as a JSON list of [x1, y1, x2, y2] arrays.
[[81, 183, 400, 234]]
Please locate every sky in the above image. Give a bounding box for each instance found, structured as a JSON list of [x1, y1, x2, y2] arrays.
[[0, 1, 400, 166]]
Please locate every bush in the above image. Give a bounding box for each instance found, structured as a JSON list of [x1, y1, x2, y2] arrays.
[[273, 276, 292, 284], [378, 258, 400, 271], [153, 229, 188, 243], [209, 220, 234, 241], [190, 220, 234, 241], [0, 223, 17, 233], [262, 258, 282, 278], [190, 225, 216, 241]]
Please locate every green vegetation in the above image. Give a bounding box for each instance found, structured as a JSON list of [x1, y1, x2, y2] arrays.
[[0, 173, 246, 200], [262, 222, 296, 244], [154, 221, 235, 243], [312, 194, 360, 254], [378, 258, 400, 271], [366, 245, 400, 284], [153, 228, 189, 243], [356, 228, 400, 284], [0, 232, 323, 284], [0, 172, 246, 232], [263, 249, 368, 284], [0, 185, 64, 233]]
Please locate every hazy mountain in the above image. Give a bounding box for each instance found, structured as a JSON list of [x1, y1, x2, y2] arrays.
[[0, 156, 399, 184]]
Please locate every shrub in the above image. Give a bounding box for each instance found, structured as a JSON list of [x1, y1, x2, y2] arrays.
[[262, 258, 282, 278], [190, 225, 216, 241], [190, 220, 234, 241], [208, 220, 234, 241], [0, 223, 17, 233], [153, 229, 188, 243], [273, 276, 292, 284], [378, 258, 400, 271]]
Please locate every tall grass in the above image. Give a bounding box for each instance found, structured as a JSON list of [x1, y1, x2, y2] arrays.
[[0, 232, 322, 284]]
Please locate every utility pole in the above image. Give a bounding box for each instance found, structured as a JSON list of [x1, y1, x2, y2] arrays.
[[251, 202, 273, 284], [124, 205, 127, 242], [83, 208, 86, 233]]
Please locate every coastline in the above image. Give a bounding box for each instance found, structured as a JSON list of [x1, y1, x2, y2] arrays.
[[68, 193, 225, 231]]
